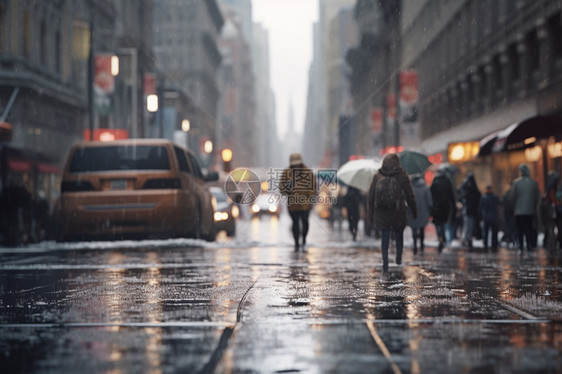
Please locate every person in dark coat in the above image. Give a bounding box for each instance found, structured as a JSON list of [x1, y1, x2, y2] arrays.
[[509, 163, 540, 252], [408, 174, 433, 254], [344, 186, 362, 241], [459, 172, 481, 249], [479, 185, 500, 251], [542, 171, 561, 250], [430, 169, 456, 252], [368, 153, 417, 271]]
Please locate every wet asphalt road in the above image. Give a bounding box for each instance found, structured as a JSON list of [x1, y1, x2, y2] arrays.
[[1, 212, 562, 373]]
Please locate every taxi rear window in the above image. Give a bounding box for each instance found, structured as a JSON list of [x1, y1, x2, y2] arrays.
[[69, 145, 170, 172]]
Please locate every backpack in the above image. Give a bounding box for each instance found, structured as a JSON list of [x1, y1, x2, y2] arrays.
[[375, 175, 402, 209]]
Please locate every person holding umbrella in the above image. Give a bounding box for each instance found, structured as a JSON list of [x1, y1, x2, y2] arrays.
[[368, 153, 417, 271]]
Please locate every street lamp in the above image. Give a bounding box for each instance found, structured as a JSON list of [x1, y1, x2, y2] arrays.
[[204, 140, 213, 154], [146, 94, 158, 112], [111, 55, 119, 76], [181, 119, 190, 132], [222, 148, 232, 172]]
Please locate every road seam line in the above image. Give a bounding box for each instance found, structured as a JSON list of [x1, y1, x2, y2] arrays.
[[365, 319, 402, 374]]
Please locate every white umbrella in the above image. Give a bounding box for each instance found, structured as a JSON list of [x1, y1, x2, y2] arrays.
[[337, 158, 381, 192]]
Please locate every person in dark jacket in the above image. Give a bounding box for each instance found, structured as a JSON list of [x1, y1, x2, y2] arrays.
[[542, 171, 561, 250], [509, 163, 540, 252], [408, 174, 433, 254], [368, 153, 417, 271], [344, 186, 362, 241], [430, 169, 456, 252], [459, 172, 481, 249], [479, 185, 500, 251]]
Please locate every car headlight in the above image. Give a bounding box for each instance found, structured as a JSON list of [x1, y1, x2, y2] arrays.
[[251, 204, 260, 213], [231, 205, 239, 218], [268, 205, 277, 213], [214, 212, 229, 221]]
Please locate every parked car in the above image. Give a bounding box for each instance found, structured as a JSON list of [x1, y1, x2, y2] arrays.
[[210, 186, 237, 236], [251, 192, 280, 217], [57, 139, 217, 241]]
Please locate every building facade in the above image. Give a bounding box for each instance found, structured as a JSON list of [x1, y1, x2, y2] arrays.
[[153, 0, 223, 156]]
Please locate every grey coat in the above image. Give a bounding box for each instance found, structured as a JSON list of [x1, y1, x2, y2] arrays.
[[510, 164, 540, 216], [408, 176, 433, 229]]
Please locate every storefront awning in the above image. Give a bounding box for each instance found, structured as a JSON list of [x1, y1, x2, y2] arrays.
[[491, 115, 562, 153], [476, 130, 501, 157]]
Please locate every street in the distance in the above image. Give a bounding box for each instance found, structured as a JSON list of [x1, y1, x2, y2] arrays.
[[1, 212, 561, 373]]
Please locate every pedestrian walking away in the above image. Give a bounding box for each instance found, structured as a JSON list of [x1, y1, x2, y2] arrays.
[[344, 186, 362, 241], [368, 153, 417, 271], [430, 168, 457, 252], [479, 185, 500, 251], [509, 163, 540, 252], [280, 152, 317, 251], [541, 171, 562, 250], [459, 172, 481, 249], [408, 173, 433, 254]]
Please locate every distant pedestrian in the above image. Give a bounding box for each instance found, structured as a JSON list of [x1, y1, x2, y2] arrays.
[[344, 186, 362, 241], [280, 153, 317, 251], [368, 153, 417, 271], [479, 185, 500, 251], [459, 172, 481, 249], [509, 163, 540, 252], [501, 187, 517, 247], [408, 173, 433, 254], [541, 171, 561, 250], [430, 168, 456, 252]]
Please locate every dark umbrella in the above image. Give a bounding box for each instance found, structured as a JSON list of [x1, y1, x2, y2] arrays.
[[398, 151, 432, 175]]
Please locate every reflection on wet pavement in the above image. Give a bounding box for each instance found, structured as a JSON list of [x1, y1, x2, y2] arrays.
[[1, 212, 561, 372]]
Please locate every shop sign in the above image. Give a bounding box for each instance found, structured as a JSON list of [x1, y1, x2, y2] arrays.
[[370, 108, 383, 134], [447, 142, 479, 163]]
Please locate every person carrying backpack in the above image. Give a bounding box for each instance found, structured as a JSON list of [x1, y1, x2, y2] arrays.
[[368, 153, 417, 271]]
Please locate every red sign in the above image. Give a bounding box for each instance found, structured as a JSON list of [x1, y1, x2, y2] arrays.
[[399, 70, 419, 104], [84, 128, 129, 142], [144, 73, 156, 95], [386, 94, 396, 122], [94, 55, 114, 94], [370, 108, 383, 134]]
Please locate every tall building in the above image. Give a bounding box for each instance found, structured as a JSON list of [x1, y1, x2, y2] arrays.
[[153, 0, 223, 155], [217, 13, 256, 168], [253, 23, 279, 168], [303, 0, 356, 168]]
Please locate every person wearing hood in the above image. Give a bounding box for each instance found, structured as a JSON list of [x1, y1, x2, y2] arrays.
[[408, 173, 433, 254], [459, 172, 481, 249], [509, 163, 540, 252], [280, 152, 317, 251], [368, 153, 417, 271], [430, 168, 457, 252]]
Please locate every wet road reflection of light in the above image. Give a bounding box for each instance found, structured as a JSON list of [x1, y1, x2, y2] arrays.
[[144, 252, 163, 373]]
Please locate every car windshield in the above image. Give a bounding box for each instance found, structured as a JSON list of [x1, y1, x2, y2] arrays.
[[69, 145, 170, 172]]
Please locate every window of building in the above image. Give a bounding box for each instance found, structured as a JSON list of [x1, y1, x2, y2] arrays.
[[40, 21, 47, 67], [548, 12, 562, 60], [55, 30, 61, 75], [493, 55, 503, 90], [23, 8, 32, 59], [508, 44, 520, 80], [0, 1, 6, 52], [527, 30, 540, 72]]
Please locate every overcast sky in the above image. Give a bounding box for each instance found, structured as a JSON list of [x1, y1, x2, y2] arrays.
[[252, 0, 319, 140]]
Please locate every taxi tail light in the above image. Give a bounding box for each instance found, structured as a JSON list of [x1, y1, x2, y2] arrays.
[[61, 180, 94, 193], [142, 178, 181, 189]]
